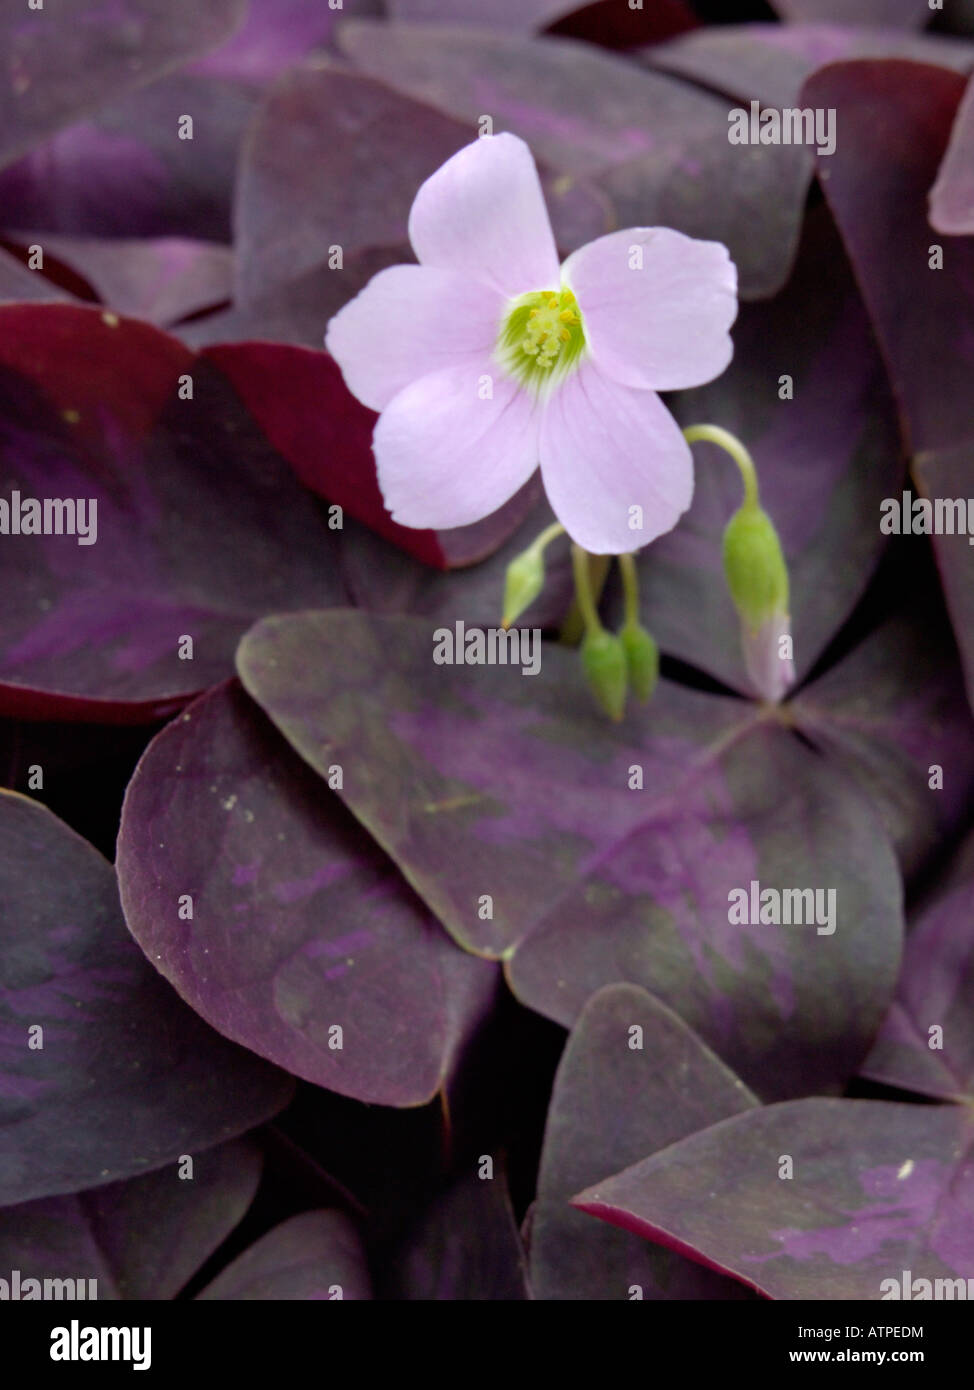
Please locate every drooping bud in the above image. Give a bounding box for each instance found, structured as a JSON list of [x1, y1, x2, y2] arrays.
[[620, 624, 659, 703], [580, 628, 628, 721], [502, 545, 546, 629], [722, 503, 789, 629], [722, 502, 794, 702], [501, 522, 565, 629]]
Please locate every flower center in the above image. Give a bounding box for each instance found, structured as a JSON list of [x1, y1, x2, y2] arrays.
[[498, 287, 586, 392]]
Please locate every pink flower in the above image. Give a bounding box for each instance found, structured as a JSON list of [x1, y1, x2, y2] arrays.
[[326, 133, 738, 555]]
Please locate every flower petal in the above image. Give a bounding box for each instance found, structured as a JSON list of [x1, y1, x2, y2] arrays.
[[374, 361, 541, 530], [325, 265, 504, 413], [563, 228, 738, 391], [741, 612, 796, 704], [408, 133, 560, 298], [539, 362, 693, 554]]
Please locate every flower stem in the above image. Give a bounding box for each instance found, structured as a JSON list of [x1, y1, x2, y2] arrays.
[[500, 522, 566, 629], [532, 521, 566, 553], [571, 543, 603, 636], [617, 552, 641, 631], [683, 424, 759, 510]]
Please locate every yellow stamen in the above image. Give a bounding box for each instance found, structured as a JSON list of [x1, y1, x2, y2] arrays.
[[499, 285, 586, 388]]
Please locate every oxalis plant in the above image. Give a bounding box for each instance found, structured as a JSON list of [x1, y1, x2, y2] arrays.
[[2, 0, 974, 1323], [329, 133, 791, 720]]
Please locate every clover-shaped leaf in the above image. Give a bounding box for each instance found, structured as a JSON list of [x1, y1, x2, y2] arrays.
[[575, 1097, 974, 1300], [0, 791, 291, 1207], [116, 680, 498, 1107]]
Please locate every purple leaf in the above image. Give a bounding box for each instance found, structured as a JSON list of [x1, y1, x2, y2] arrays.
[[863, 830, 974, 1101], [507, 712, 903, 1100], [337, 23, 810, 298], [23, 235, 234, 328], [804, 61, 974, 713], [0, 305, 524, 721], [334, 21, 674, 174], [0, 305, 345, 720], [944, 0, 974, 35], [547, 0, 700, 49], [189, 0, 381, 80], [201, 341, 540, 568], [0, 790, 292, 1207], [0, 76, 259, 242], [574, 1098, 974, 1300], [0, 0, 246, 172], [770, 0, 930, 25], [931, 75, 974, 234], [0, 245, 74, 303], [115, 680, 499, 1107], [176, 246, 414, 352], [234, 66, 611, 313], [635, 207, 901, 694], [530, 985, 757, 1300], [791, 603, 974, 881], [197, 1211, 372, 1300], [390, 0, 699, 47], [395, 1168, 531, 1300], [237, 611, 904, 1099], [805, 60, 974, 455], [911, 444, 974, 720], [647, 23, 974, 110], [388, 0, 582, 27], [0, 1196, 116, 1298], [334, 494, 572, 631], [234, 67, 470, 310], [70, 1139, 263, 1300], [0, 1139, 262, 1300]]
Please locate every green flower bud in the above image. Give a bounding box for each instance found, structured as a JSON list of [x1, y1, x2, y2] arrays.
[[620, 623, 659, 703], [722, 502, 789, 629], [581, 628, 628, 721], [502, 544, 546, 629]]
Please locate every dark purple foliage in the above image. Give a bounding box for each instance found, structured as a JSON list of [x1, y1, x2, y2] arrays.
[[2, 0, 974, 1306]]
